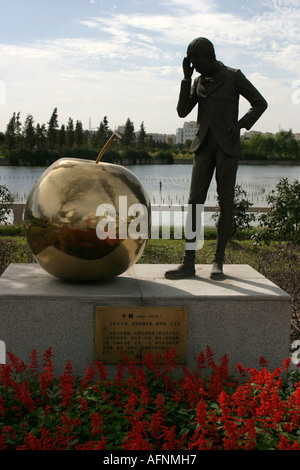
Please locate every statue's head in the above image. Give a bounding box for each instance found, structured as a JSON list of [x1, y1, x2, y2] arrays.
[[187, 37, 216, 75]]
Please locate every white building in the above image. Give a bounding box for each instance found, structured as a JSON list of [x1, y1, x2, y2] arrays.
[[149, 133, 168, 143], [176, 121, 197, 144]]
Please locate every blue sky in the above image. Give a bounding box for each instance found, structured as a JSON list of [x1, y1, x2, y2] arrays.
[[0, 0, 299, 136]]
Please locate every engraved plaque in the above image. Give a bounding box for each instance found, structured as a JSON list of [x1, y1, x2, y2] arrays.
[[95, 307, 187, 364]]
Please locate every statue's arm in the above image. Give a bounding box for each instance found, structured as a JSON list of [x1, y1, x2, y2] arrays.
[[177, 78, 198, 118], [236, 70, 268, 130]]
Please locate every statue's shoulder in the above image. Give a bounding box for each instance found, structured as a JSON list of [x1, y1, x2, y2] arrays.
[[222, 64, 240, 75], [219, 64, 243, 84]]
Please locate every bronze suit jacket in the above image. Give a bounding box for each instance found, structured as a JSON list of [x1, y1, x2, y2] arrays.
[[177, 62, 268, 157]]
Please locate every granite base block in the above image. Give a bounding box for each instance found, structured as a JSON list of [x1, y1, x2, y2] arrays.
[[0, 263, 291, 376]]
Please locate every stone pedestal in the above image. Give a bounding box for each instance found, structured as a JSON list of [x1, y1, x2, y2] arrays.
[[0, 263, 291, 376]]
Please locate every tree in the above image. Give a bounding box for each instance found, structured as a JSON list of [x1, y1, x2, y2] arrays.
[[184, 139, 192, 152], [5, 114, 16, 150], [47, 107, 59, 150], [35, 123, 47, 149], [96, 116, 111, 150], [263, 135, 276, 159], [274, 130, 299, 160], [59, 124, 66, 151], [254, 178, 300, 245], [122, 118, 135, 149], [23, 114, 36, 149], [66, 117, 75, 148], [74, 120, 84, 147], [137, 121, 147, 150], [5, 112, 21, 150], [146, 133, 155, 149], [241, 133, 267, 160]]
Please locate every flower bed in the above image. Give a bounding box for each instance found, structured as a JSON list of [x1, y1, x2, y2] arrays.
[[1, 346, 300, 450]]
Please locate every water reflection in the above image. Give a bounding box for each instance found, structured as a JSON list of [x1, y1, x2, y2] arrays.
[[1, 163, 299, 226], [126, 166, 284, 208]]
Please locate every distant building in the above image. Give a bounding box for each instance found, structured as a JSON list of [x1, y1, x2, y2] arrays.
[[149, 133, 168, 143], [116, 126, 175, 145], [176, 127, 183, 144], [166, 134, 176, 145], [264, 132, 275, 137], [146, 133, 174, 143], [116, 125, 126, 134], [115, 120, 299, 146], [176, 121, 197, 144], [243, 130, 263, 138]]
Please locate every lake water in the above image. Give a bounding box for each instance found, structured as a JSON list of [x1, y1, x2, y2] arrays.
[[0, 162, 299, 226]]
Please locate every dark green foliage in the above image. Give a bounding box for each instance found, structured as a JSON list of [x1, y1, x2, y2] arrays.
[[212, 184, 255, 237], [0, 185, 14, 224], [254, 178, 300, 245], [241, 129, 300, 161], [7, 149, 60, 166]]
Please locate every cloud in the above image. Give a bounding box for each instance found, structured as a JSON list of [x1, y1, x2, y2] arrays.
[[261, 0, 300, 10], [257, 43, 300, 76], [0, 35, 182, 134], [79, 0, 300, 65], [0, 0, 299, 135], [162, 0, 217, 13]]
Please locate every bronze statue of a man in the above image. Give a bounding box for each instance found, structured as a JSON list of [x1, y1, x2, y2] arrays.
[[165, 37, 267, 281]]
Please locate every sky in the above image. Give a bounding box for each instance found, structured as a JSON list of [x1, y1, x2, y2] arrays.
[[0, 0, 300, 137]]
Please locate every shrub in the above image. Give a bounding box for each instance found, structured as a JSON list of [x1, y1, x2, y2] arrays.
[[212, 184, 255, 237], [7, 149, 60, 166], [254, 178, 300, 245], [0, 185, 14, 225], [1, 347, 300, 450], [152, 150, 173, 164]]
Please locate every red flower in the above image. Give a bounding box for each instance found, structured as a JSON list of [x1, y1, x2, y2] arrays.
[[6, 351, 26, 374], [161, 426, 182, 450], [59, 361, 74, 407], [2, 346, 300, 450], [149, 394, 166, 440], [259, 356, 269, 367], [13, 379, 35, 411], [122, 420, 153, 450], [39, 347, 55, 397], [278, 435, 300, 450], [282, 357, 291, 371], [29, 349, 39, 375], [81, 364, 96, 389], [91, 411, 104, 437]]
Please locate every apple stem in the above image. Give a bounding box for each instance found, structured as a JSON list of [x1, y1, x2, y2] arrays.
[[95, 132, 122, 163]]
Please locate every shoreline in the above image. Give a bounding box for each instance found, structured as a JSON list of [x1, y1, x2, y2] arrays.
[[173, 159, 300, 165], [0, 158, 300, 166]]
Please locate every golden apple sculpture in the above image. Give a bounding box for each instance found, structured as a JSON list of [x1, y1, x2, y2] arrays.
[[24, 133, 151, 281]]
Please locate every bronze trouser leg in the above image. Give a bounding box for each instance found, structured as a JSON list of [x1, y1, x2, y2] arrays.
[[186, 130, 239, 260]]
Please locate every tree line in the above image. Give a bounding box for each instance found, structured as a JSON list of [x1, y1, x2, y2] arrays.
[[0, 108, 299, 166], [0, 109, 173, 166], [240, 130, 300, 161], [2, 109, 153, 152], [183, 131, 300, 162]]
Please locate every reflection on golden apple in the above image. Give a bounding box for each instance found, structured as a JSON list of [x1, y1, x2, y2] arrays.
[[24, 157, 151, 281]]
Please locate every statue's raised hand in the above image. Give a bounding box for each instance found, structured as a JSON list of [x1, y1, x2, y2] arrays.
[[183, 57, 194, 79]]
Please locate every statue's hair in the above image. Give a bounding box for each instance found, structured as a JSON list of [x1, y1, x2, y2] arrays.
[[187, 37, 216, 59]]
